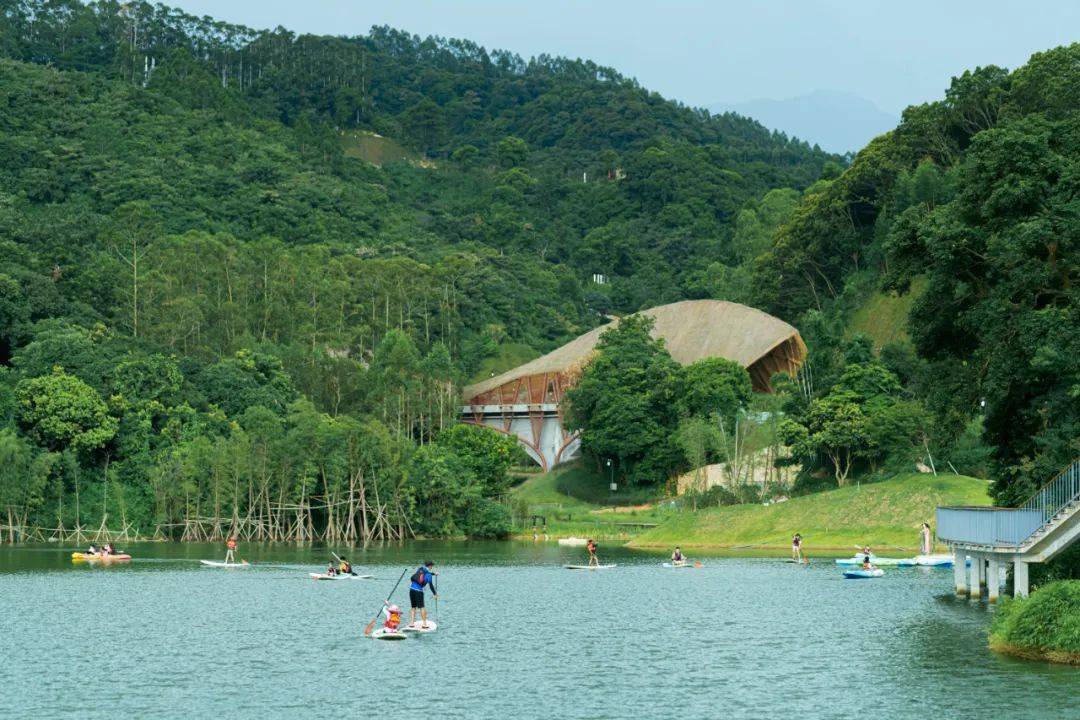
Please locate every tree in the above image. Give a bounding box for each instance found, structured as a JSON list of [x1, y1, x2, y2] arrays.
[[15, 368, 117, 455], [104, 202, 163, 339], [437, 423, 517, 496], [565, 314, 683, 485], [679, 357, 752, 426]]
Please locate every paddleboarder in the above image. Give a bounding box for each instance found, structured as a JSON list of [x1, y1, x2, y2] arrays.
[[225, 536, 238, 564], [338, 556, 355, 576], [791, 533, 803, 563], [383, 603, 403, 632], [671, 546, 685, 565], [920, 523, 932, 555], [586, 538, 599, 567], [408, 561, 438, 629]]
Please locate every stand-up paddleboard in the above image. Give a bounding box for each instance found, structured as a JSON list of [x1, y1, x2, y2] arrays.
[[309, 572, 374, 580], [402, 621, 437, 633], [662, 562, 700, 568], [843, 568, 884, 579], [200, 560, 250, 568], [914, 554, 954, 567], [564, 564, 616, 570], [371, 627, 407, 641]]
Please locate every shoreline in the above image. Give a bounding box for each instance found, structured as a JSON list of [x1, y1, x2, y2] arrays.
[[989, 638, 1080, 666]]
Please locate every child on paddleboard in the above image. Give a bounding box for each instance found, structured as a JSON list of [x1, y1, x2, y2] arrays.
[[587, 539, 599, 567], [671, 546, 685, 564], [791, 533, 803, 563], [225, 537, 238, 564], [383, 603, 402, 632]]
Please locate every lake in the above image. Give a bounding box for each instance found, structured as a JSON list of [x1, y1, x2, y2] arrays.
[[2, 542, 1076, 719]]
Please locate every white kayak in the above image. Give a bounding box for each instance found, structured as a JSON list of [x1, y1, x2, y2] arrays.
[[913, 554, 954, 567], [308, 572, 375, 580], [200, 560, 250, 568], [565, 564, 616, 570], [402, 621, 438, 633], [371, 627, 407, 641], [662, 562, 699, 568], [843, 568, 884, 579]]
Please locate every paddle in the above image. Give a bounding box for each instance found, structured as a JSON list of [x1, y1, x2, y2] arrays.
[[364, 568, 409, 636]]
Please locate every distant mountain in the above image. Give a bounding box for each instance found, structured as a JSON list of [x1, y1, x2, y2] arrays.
[[711, 90, 898, 154]]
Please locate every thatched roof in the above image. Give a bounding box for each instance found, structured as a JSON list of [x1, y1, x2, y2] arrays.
[[463, 299, 806, 400]]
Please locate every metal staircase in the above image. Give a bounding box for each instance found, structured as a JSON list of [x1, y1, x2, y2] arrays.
[[937, 458, 1080, 558]]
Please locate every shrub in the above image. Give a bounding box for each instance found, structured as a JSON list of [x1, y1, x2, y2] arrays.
[[459, 499, 512, 539], [989, 581, 1080, 664]]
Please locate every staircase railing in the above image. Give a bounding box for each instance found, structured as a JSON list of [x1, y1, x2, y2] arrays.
[[937, 459, 1080, 547]]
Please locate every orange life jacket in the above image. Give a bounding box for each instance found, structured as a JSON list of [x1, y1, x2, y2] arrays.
[[227, 539, 237, 549]]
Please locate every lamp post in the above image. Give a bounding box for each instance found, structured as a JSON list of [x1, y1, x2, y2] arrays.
[[607, 458, 616, 496]]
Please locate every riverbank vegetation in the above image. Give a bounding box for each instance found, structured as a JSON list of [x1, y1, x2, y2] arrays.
[[989, 581, 1080, 665]]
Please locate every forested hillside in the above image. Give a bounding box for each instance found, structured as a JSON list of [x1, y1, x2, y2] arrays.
[[0, 1, 833, 540], [753, 45, 1080, 507]]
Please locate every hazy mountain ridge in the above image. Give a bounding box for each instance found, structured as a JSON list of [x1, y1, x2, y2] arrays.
[[711, 90, 898, 154]]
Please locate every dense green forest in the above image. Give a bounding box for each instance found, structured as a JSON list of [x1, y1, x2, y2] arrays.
[[0, 1, 1076, 546], [0, 0, 833, 541]]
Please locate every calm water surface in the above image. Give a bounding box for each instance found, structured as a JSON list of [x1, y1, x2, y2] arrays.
[[2, 542, 1076, 719]]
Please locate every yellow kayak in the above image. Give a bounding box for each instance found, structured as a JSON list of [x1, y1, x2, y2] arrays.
[[72, 552, 131, 562]]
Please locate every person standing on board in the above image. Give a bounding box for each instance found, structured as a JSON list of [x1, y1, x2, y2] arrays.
[[791, 533, 804, 563], [408, 561, 438, 629], [920, 523, 932, 555], [586, 539, 599, 567], [225, 536, 238, 564]]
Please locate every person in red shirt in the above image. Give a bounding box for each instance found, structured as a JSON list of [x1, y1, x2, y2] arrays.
[[225, 537, 238, 564]]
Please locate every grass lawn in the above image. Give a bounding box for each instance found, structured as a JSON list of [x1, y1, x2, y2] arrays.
[[340, 131, 419, 166], [629, 472, 991, 553], [848, 276, 926, 350], [467, 343, 541, 385], [509, 465, 669, 542]]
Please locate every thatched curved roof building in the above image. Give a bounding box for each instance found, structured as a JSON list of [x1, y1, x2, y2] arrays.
[[461, 300, 806, 470], [464, 299, 806, 404]]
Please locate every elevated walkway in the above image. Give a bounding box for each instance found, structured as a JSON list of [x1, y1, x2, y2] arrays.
[[936, 459, 1080, 600]]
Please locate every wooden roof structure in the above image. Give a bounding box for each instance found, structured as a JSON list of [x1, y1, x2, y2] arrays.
[[463, 300, 807, 403]]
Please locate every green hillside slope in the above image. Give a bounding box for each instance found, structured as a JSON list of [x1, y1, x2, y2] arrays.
[[631, 473, 990, 552]]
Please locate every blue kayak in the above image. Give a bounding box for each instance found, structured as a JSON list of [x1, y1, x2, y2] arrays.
[[843, 568, 884, 579]]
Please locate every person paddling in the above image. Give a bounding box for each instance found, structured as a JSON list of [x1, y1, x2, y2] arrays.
[[338, 557, 356, 576], [791, 533, 804, 563], [225, 537, 238, 564], [586, 539, 599, 567], [408, 561, 438, 629], [861, 546, 874, 570], [671, 546, 685, 565]]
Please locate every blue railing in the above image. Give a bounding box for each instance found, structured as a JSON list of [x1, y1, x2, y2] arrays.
[[937, 459, 1080, 547]]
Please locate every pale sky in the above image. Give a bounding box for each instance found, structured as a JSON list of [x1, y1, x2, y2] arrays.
[[170, 0, 1079, 115]]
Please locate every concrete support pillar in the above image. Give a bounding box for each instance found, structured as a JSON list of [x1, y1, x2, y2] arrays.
[[1014, 560, 1029, 598], [987, 557, 1000, 602], [953, 549, 967, 596], [968, 554, 982, 599]]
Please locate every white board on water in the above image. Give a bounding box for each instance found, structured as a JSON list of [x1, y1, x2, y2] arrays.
[[309, 572, 375, 580], [371, 628, 407, 641], [402, 621, 438, 633], [200, 560, 249, 568], [564, 564, 616, 570]]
